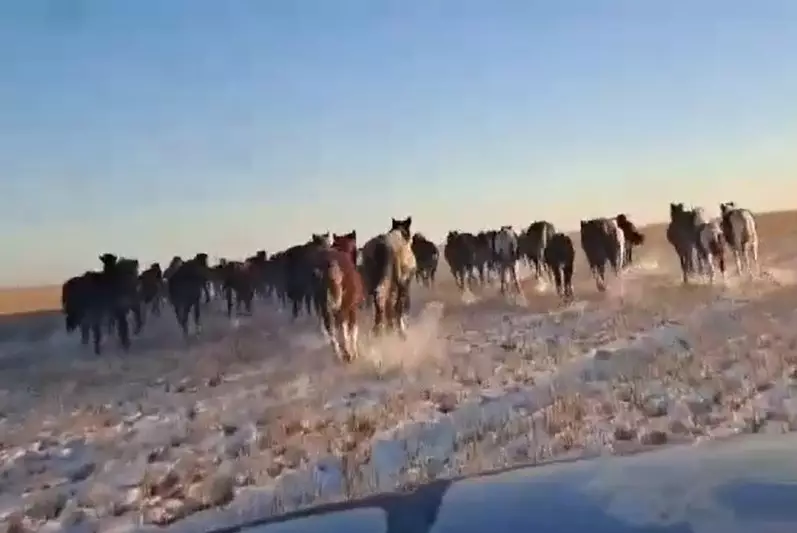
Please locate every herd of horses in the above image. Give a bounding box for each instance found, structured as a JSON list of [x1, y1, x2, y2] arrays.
[[59, 202, 760, 362]]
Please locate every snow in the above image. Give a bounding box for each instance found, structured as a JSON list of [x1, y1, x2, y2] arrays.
[[1, 253, 797, 532]]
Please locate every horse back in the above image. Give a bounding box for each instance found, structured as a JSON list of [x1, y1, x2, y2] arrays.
[[322, 248, 364, 307], [385, 230, 417, 281]]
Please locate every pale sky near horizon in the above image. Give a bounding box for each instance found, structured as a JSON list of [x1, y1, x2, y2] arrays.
[[2, 1, 797, 286]]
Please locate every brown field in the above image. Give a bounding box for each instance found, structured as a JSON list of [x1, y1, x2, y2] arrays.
[[0, 284, 61, 316]]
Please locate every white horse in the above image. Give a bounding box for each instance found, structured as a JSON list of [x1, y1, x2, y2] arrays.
[[696, 219, 726, 283], [493, 226, 523, 295], [720, 202, 760, 277]]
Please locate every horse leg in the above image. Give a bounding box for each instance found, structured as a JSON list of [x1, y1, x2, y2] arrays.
[[597, 262, 607, 292], [372, 286, 386, 336], [612, 246, 623, 275], [563, 262, 574, 301], [744, 244, 755, 278], [322, 309, 342, 360], [245, 289, 254, 315], [224, 287, 233, 317], [751, 241, 760, 277], [347, 308, 359, 360], [132, 302, 143, 335], [339, 316, 352, 362], [733, 249, 742, 277], [114, 308, 130, 351], [91, 314, 103, 355], [193, 295, 202, 333], [678, 251, 689, 284], [80, 321, 90, 346], [551, 265, 562, 298], [176, 304, 190, 338], [396, 284, 409, 338], [512, 263, 523, 295], [705, 253, 715, 284], [291, 295, 301, 321], [305, 291, 314, 316], [401, 279, 411, 315]]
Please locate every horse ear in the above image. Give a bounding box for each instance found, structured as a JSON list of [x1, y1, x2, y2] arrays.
[[351, 230, 357, 240], [406, 216, 412, 227]]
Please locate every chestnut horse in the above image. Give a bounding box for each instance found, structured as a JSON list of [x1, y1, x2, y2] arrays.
[[318, 232, 364, 361]]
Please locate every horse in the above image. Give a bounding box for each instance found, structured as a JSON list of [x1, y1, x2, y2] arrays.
[[615, 214, 645, 267], [666, 203, 702, 284], [580, 218, 625, 292], [720, 202, 760, 278], [139, 262, 164, 320], [492, 226, 523, 295], [61, 271, 104, 352], [544, 233, 575, 301], [695, 217, 727, 284], [167, 253, 209, 337], [283, 235, 329, 320], [220, 260, 256, 318], [318, 232, 365, 361], [98, 254, 143, 352], [333, 231, 358, 266], [444, 231, 479, 292], [361, 217, 417, 336], [411, 233, 439, 287], [521, 221, 555, 280]]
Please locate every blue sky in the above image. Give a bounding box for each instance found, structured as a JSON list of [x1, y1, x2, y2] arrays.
[[2, 1, 797, 286]]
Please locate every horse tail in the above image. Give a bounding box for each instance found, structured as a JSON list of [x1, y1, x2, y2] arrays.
[[326, 258, 344, 311], [541, 223, 550, 253], [395, 239, 417, 284]]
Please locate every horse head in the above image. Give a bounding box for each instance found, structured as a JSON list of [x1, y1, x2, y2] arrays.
[[390, 217, 412, 242]]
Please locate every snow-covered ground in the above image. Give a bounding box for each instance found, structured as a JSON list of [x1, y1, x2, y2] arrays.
[[2, 251, 797, 533]]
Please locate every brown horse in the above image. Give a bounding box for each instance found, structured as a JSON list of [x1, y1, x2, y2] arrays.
[[319, 233, 364, 361], [333, 231, 358, 265]]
